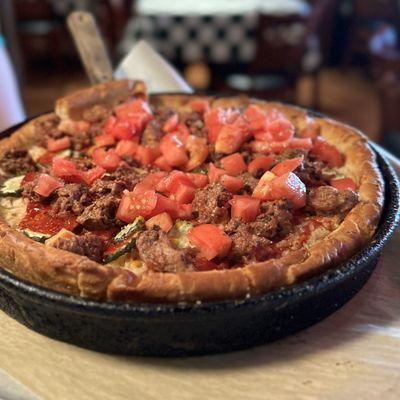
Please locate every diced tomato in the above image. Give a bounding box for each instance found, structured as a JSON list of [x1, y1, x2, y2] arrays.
[[254, 131, 274, 141], [92, 148, 121, 171], [94, 134, 116, 148], [52, 157, 82, 183], [133, 172, 167, 194], [208, 163, 226, 184], [188, 224, 232, 260], [19, 202, 78, 236], [253, 171, 306, 209], [230, 195, 260, 222], [115, 99, 153, 120], [134, 145, 158, 166], [270, 141, 290, 153], [171, 183, 196, 204], [204, 108, 225, 143], [104, 116, 136, 140], [220, 153, 247, 176], [175, 123, 190, 144], [244, 104, 268, 134], [81, 166, 105, 185], [47, 137, 70, 152], [145, 212, 173, 232], [154, 155, 172, 171], [289, 137, 313, 150], [33, 174, 64, 197], [116, 190, 158, 222], [266, 117, 295, 142], [299, 116, 320, 138], [21, 172, 37, 185], [163, 113, 179, 133], [220, 174, 243, 193], [248, 156, 274, 175], [189, 99, 210, 114], [195, 256, 220, 271], [159, 133, 189, 167], [271, 157, 303, 176], [156, 170, 194, 194], [186, 172, 209, 188], [215, 124, 247, 154], [37, 151, 57, 165], [311, 137, 343, 168], [115, 140, 138, 157], [330, 177, 357, 191], [149, 194, 180, 219], [184, 135, 209, 171]]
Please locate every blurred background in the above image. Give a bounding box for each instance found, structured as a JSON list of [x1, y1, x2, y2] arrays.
[[0, 0, 399, 155]]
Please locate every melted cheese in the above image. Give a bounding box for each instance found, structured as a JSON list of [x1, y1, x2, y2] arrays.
[[0, 197, 27, 228]]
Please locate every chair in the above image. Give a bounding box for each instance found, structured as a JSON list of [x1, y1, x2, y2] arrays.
[[224, 0, 337, 108]]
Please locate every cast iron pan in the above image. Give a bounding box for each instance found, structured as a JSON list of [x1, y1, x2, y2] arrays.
[[0, 115, 399, 357]]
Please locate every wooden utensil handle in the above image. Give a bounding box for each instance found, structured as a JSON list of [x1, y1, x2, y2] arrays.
[[67, 11, 113, 84]]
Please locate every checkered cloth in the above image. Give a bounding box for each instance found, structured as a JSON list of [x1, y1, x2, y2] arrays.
[[119, 14, 259, 64]]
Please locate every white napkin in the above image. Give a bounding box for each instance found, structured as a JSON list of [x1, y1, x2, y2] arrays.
[[114, 40, 193, 94]]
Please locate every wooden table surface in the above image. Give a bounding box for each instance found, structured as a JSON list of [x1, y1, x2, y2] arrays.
[[0, 156, 399, 400]]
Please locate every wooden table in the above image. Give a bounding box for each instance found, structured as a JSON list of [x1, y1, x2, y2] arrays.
[[0, 155, 399, 400]]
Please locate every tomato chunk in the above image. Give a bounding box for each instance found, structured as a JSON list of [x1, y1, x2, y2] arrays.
[[145, 212, 173, 232], [248, 156, 274, 175], [149, 194, 180, 219], [92, 148, 121, 171], [253, 171, 306, 209], [81, 166, 105, 186], [184, 135, 209, 171], [163, 113, 179, 133], [154, 155, 172, 171], [220, 153, 247, 176], [133, 172, 167, 194], [266, 116, 295, 141], [188, 224, 232, 260], [115, 140, 138, 157], [208, 163, 226, 184], [105, 116, 135, 140], [116, 190, 158, 222], [204, 108, 225, 143], [34, 174, 64, 197], [52, 157, 82, 183], [47, 137, 70, 152], [330, 177, 356, 191], [230, 195, 260, 222], [159, 133, 189, 167], [186, 172, 209, 188], [271, 157, 303, 176], [220, 175, 244, 193], [244, 104, 268, 134], [94, 134, 116, 148], [134, 145, 159, 166], [311, 137, 343, 168], [288, 137, 313, 150], [215, 124, 247, 154]]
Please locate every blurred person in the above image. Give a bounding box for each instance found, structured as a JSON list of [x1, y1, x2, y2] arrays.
[[0, 33, 25, 131]]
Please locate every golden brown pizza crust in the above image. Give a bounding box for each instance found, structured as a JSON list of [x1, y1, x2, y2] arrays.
[[0, 82, 384, 303]]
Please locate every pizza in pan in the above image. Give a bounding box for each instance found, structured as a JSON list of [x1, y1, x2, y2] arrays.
[[0, 80, 384, 303]]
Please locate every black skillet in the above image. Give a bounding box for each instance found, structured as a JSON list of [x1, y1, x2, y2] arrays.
[[0, 114, 399, 357]]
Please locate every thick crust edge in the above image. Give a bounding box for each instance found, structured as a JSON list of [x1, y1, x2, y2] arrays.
[[0, 86, 384, 303]]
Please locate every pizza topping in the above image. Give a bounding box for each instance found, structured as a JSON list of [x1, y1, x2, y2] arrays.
[[5, 91, 362, 273], [192, 182, 231, 224], [307, 186, 359, 215], [52, 232, 106, 263], [0, 175, 25, 197], [136, 227, 196, 272], [77, 194, 120, 230], [33, 174, 64, 197], [50, 183, 90, 217], [0, 148, 36, 177]]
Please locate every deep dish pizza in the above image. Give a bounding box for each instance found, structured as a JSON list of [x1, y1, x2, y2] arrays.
[[0, 80, 384, 302]]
